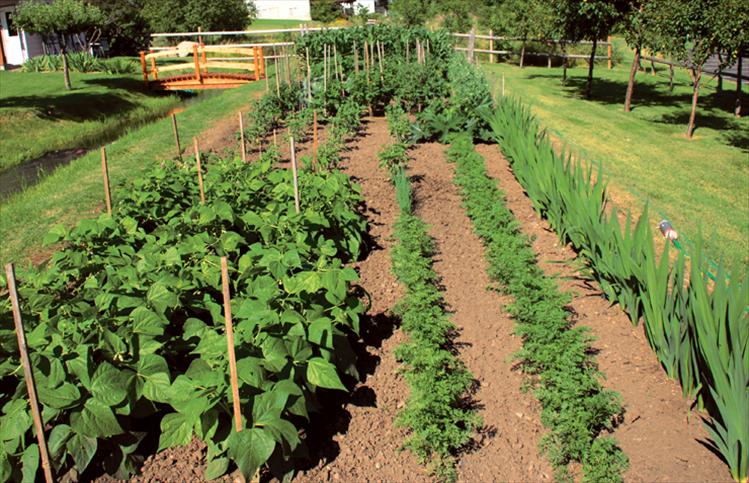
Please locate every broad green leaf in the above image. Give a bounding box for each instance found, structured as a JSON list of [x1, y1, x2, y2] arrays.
[[205, 457, 230, 480], [48, 424, 72, 464], [71, 399, 123, 438], [90, 362, 130, 406], [21, 443, 39, 483], [227, 428, 275, 479], [158, 413, 193, 451], [132, 307, 167, 337], [42, 225, 66, 246], [147, 281, 180, 314], [37, 382, 80, 410], [236, 357, 265, 389], [67, 432, 97, 472], [306, 358, 347, 391]]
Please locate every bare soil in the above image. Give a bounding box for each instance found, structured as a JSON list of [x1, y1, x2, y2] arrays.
[[408, 141, 553, 482], [475, 142, 732, 482]]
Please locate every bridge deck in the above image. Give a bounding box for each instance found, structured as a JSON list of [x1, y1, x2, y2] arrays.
[[149, 72, 258, 91]]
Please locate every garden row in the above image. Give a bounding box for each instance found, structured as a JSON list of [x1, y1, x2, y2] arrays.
[[0, 95, 368, 481], [485, 98, 748, 483]]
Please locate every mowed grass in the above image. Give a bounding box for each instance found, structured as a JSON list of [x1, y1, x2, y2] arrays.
[[0, 70, 181, 172], [0, 79, 266, 265], [482, 60, 749, 269], [248, 18, 322, 30]]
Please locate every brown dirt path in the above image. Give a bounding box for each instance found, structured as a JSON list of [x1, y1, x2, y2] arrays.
[[408, 142, 553, 482], [475, 142, 732, 482], [295, 116, 428, 483]]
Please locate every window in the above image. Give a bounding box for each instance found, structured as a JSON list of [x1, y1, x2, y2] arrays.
[[5, 12, 18, 37]]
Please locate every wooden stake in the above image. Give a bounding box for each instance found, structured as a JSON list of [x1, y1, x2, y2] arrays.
[[607, 35, 613, 70], [324, 44, 328, 94], [273, 128, 278, 146], [274, 58, 281, 96], [193, 138, 205, 204], [171, 113, 182, 161], [489, 30, 495, 64], [100, 147, 112, 215], [220, 257, 242, 433], [313, 110, 318, 168], [377, 41, 383, 81], [5, 264, 54, 483], [289, 135, 300, 214], [284, 46, 291, 85], [305, 47, 312, 102], [354, 41, 359, 74], [238, 111, 246, 162]]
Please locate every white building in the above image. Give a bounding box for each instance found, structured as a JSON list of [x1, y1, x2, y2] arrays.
[[253, 0, 312, 21], [0, 0, 44, 68], [350, 0, 388, 14]]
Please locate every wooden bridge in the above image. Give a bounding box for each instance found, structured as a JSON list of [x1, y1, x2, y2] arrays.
[[140, 44, 267, 90]]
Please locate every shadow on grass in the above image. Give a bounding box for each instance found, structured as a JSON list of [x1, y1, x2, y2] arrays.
[[0, 76, 178, 122]]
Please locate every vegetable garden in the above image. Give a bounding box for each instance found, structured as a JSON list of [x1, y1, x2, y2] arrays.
[[1, 24, 746, 483]]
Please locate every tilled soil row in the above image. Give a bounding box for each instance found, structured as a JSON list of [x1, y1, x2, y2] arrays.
[[474, 143, 732, 482]]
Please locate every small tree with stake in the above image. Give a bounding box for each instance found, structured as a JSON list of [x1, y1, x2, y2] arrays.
[[647, 0, 738, 138], [552, 0, 628, 98], [15, 0, 103, 90]]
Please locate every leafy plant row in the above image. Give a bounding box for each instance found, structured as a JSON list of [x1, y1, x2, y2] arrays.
[[21, 52, 138, 75], [388, 166, 480, 482], [484, 98, 748, 482], [0, 149, 368, 481], [445, 134, 628, 482]]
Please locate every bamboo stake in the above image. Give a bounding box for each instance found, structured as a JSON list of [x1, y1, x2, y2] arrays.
[[5, 263, 54, 483], [489, 30, 495, 63], [305, 47, 312, 102], [354, 41, 359, 73], [171, 113, 182, 161], [324, 44, 328, 94], [377, 41, 383, 81], [238, 111, 246, 162], [273, 128, 278, 146], [100, 147, 112, 215], [289, 135, 300, 214], [285, 46, 291, 85], [334, 44, 341, 83], [406, 41, 410, 63], [193, 138, 205, 204], [313, 110, 318, 169], [220, 257, 242, 433]]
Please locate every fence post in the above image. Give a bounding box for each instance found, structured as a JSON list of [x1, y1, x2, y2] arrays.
[[149, 49, 158, 80], [193, 44, 202, 84], [253, 47, 260, 82], [489, 30, 495, 64], [220, 257, 242, 433], [468, 27, 476, 64], [607, 35, 613, 69], [139, 51, 148, 86], [5, 264, 54, 483], [100, 147, 112, 215]]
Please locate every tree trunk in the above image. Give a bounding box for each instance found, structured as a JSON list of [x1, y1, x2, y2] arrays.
[[586, 38, 598, 99], [687, 67, 702, 138], [624, 47, 641, 112], [561, 42, 568, 85], [520, 40, 526, 68], [61, 43, 71, 90], [717, 52, 723, 92], [736, 48, 743, 118]]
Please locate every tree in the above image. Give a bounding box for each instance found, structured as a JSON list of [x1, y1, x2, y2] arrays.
[[142, 0, 255, 34], [88, 0, 150, 56], [552, 0, 627, 98], [311, 0, 342, 23], [647, 0, 734, 137], [710, 0, 748, 117], [15, 0, 103, 90], [389, 0, 434, 27], [482, 0, 554, 68], [432, 0, 473, 32], [622, 1, 649, 112]]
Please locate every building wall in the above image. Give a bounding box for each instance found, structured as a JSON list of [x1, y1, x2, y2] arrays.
[[253, 0, 311, 21]]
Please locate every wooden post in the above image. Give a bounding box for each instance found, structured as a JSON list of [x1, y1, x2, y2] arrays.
[[171, 113, 182, 161], [149, 51, 158, 80], [139, 51, 148, 86], [201, 46, 207, 76], [354, 41, 360, 73], [489, 30, 495, 64], [100, 147, 112, 215], [220, 257, 242, 433], [324, 44, 328, 95], [305, 47, 312, 102], [468, 27, 476, 64], [273, 128, 278, 147], [284, 46, 291, 85], [238, 112, 246, 162], [607, 35, 613, 69], [197, 26, 203, 46], [259, 46, 266, 79], [193, 44, 202, 84], [253, 47, 260, 82], [289, 136, 300, 214], [312, 110, 318, 168], [5, 264, 54, 483], [275, 58, 281, 96], [377, 41, 383, 81], [193, 138, 205, 204]]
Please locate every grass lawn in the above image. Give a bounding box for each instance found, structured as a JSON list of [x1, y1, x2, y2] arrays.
[[0, 70, 181, 172], [482, 60, 749, 269], [248, 19, 322, 30], [0, 79, 266, 266]]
